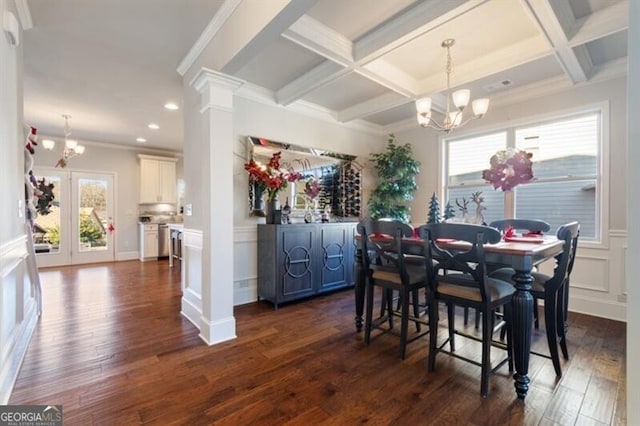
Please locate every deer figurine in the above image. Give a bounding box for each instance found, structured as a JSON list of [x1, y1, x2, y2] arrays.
[[455, 197, 470, 223], [470, 191, 486, 225]]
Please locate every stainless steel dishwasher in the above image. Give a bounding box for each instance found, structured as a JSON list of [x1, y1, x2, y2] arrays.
[[158, 224, 170, 257]]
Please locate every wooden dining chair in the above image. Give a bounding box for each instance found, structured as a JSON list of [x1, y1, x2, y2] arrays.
[[417, 223, 514, 397], [490, 221, 580, 377], [357, 218, 429, 359]]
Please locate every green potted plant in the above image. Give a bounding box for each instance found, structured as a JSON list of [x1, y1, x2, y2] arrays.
[[368, 134, 420, 223]]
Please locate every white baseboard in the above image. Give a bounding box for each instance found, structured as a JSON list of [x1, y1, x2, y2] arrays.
[[116, 251, 139, 261], [181, 289, 202, 330], [198, 315, 237, 345], [569, 294, 627, 322]]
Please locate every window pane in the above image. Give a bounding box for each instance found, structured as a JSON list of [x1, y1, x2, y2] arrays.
[[515, 180, 596, 238], [448, 132, 507, 185], [33, 176, 61, 254], [446, 186, 505, 225], [515, 113, 598, 179], [78, 178, 108, 252]]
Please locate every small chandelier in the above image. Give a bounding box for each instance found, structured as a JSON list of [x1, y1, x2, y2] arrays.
[[415, 39, 490, 133], [41, 114, 85, 168]]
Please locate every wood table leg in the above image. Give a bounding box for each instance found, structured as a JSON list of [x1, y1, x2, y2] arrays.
[[511, 268, 534, 399]]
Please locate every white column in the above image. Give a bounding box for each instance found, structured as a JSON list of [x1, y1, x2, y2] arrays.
[[627, 0, 640, 420], [189, 68, 243, 345]]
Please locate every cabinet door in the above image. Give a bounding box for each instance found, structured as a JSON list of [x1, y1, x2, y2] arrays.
[[158, 161, 176, 202], [317, 225, 351, 291], [279, 227, 315, 301], [140, 159, 161, 203], [144, 231, 158, 258]]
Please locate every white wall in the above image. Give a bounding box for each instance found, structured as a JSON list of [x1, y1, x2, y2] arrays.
[[395, 76, 628, 321], [33, 142, 182, 260], [0, 0, 39, 404]]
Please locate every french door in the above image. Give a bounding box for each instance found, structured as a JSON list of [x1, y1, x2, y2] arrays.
[[33, 168, 115, 267]]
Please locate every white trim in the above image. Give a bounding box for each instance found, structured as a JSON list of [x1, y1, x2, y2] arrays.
[[0, 235, 28, 278], [176, 0, 242, 76], [609, 229, 627, 238], [14, 0, 32, 30], [0, 298, 38, 404], [235, 81, 383, 136], [115, 251, 138, 261], [198, 316, 237, 346], [234, 225, 257, 244], [570, 295, 626, 322]]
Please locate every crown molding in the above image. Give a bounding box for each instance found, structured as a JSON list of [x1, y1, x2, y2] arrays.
[[38, 133, 182, 156], [177, 0, 242, 76], [236, 81, 382, 136], [14, 0, 32, 30]]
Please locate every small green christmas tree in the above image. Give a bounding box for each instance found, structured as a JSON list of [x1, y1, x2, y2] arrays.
[[427, 192, 441, 224], [443, 201, 456, 221]]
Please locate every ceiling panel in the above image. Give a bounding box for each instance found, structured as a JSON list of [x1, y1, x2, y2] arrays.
[[302, 72, 391, 111], [235, 38, 326, 91], [584, 30, 628, 66], [380, 0, 542, 81], [364, 102, 416, 126]]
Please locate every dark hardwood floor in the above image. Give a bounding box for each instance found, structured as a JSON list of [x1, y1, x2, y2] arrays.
[[10, 260, 626, 425]]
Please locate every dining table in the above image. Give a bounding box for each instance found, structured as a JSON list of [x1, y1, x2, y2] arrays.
[[353, 234, 564, 400]]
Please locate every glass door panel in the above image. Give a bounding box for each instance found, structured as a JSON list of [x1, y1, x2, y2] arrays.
[[33, 168, 70, 267], [71, 172, 114, 264]]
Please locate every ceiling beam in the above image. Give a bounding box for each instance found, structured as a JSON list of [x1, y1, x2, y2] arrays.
[[276, 1, 484, 109], [281, 14, 353, 67], [221, 0, 320, 75], [276, 61, 351, 106], [522, 0, 589, 83], [354, 0, 486, 64]]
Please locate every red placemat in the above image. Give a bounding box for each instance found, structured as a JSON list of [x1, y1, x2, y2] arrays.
[[504, 236, 544, 243]]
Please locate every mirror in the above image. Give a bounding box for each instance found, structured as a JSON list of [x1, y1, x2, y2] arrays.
[[246, 136, 362, 221]]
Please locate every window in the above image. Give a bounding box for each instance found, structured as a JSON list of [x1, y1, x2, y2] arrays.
[[444, 111, 602, 240]]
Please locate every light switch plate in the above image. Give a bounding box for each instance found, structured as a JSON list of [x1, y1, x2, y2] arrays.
[[184, 203, 193, 216]]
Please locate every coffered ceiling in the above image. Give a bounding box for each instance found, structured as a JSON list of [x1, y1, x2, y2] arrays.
[[21, 0, 628, 151]]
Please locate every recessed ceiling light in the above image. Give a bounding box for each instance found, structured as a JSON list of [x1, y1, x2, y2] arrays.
[[136, 137, 147, 143], [164, 102, 179, 110], [148, 123, 159, 130]]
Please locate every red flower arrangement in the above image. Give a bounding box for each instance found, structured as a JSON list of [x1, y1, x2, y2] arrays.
[[482, 148, 534, 191], [244, 151, 302, 201]]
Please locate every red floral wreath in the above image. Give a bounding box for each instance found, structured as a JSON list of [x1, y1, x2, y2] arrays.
[[482, 149, 534, 191]]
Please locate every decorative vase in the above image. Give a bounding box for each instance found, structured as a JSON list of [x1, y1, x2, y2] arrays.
[[251, 183, 266, 217], [265, 199, 281, 224]]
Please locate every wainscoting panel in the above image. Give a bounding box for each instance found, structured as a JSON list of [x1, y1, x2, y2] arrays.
[[181, 228, 203, 329], [0, 234, 39, 404], [233, 225, 258, 306]]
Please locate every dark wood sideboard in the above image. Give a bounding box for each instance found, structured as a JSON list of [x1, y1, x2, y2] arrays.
[[257, 222, 358, 309]]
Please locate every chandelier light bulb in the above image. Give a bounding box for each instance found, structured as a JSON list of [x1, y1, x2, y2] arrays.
[[74, 145, 86, 155], [65, 139, 78, 150], [472, 98, 490, 117], [42, 139, 55, 150], [452, 89, 470, 109]]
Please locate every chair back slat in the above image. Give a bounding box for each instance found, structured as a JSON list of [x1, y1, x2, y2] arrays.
[[489, 219, 551, 233]]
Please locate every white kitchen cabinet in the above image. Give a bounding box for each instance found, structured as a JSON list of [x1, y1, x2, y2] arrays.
[[139, 223, 159, 261], [138, 154, 178, 203]]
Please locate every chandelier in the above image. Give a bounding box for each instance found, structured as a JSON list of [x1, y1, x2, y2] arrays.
[[415, 39, 490, 133], [41, 114, 85, 168]]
